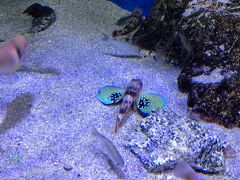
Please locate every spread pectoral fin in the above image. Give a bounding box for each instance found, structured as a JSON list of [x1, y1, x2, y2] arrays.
[[136, 93, 168, 116], [97, 85, 124, 105]]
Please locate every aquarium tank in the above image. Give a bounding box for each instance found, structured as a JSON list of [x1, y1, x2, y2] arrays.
[[0, 0, 239, 179]]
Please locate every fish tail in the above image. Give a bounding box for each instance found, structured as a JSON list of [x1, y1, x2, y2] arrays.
[[114, 116, 121, 133], [91, 126, 101, 137], [102, 32, 109, 41], [114, 121, 120, 133], [115, 114, 124, 133]]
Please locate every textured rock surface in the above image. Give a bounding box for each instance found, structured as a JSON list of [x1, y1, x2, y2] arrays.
[[133, 0, 240, 128], [126, 108, 226, 174]]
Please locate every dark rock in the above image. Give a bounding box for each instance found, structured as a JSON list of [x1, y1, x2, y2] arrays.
[[112, 8, 143, 37], [126, 108, 226, 174], [23, 3, 56, 33], [187, 74, 240, 128], [133, 0, 189, 50], [133, 0, 240, 127]]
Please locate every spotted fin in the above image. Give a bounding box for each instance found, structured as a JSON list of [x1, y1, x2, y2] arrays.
[[97, 85, 124, 105], [136, 93, 167, 116]]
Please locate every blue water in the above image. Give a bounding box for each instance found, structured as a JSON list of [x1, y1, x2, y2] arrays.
[[109, 0, 154, 16]]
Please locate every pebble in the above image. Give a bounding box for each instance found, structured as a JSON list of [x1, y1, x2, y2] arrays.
[[63, 164, 73, 171]]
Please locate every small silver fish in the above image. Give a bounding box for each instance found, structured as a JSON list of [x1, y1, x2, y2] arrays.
[[101, 151, 126, 179], [115, 79, 142, 132], [92, 127, 124, 167], [102, 33, 141, 57], [103, 53, 142, 59], [17, 65, 60, 76]]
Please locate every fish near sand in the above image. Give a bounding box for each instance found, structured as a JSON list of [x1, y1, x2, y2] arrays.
[[97, 79, 168, 132], [102, 33, 142, 58], [23, 3, 56, 33], [115, 16, 132, 26], [174, 161, 207, 180], [115, 79, 143, 132], [101, 150, 126, 179], [0, 35, 27, 74], [17, 65, 60, 76], [92, 127, 125, 168]]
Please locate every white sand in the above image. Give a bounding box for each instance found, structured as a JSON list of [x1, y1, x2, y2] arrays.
[[0, 0, 239, 179]]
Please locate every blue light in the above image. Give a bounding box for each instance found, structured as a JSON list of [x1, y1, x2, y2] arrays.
[[109, 0, 154, 16]]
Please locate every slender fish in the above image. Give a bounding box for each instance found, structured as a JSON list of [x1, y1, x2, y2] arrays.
[[101, 151, 126, 179], [102, 33, 141, 57], [92, 127, 124, 167]]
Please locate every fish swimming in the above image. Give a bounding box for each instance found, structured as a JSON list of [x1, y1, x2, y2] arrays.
[[115, 79, 142, 132], [102, 33, 156, 58], [115, 16, 132, 26], [102, 33, 142, 58], [101, 151, 126, 179], [97, 79, 168, 132], [92, 127, 124, 167], [23, 3, 56, 33], [17, 65, 60, 76], [113, 8, 143, 37], [103, 53, 142, 59], [0, 35, 27, 74]]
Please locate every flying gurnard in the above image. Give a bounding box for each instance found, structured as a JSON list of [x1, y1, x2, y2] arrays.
[[97, 79, 167, 132]]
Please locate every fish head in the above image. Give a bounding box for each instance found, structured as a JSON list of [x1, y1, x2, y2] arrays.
[[0, 42, 20, 74], [10, 35, 27, 58], [129, 79, 143, 91]]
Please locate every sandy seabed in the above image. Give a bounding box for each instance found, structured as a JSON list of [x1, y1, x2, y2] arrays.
[[0, 0, 239, 179]]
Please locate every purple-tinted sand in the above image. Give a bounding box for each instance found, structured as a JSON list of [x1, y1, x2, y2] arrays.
[[0, 0, 239, 179]]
